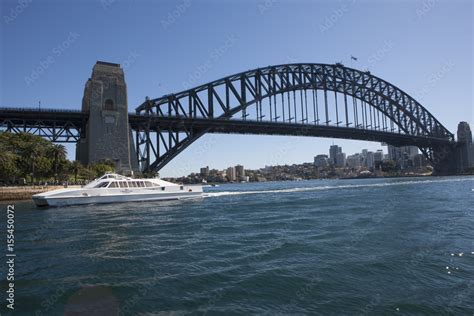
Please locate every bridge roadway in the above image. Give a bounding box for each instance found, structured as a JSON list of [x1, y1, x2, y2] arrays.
[[0, 107, 454, 148]]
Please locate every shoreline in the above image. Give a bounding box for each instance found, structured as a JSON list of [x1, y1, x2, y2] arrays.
[[0, 185, 81, 202]]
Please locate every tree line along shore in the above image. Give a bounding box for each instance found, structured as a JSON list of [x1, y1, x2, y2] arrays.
[[0, 132, 117, 201]]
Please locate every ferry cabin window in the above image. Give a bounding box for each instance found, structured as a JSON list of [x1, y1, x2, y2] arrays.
[[108, 182, 118, 188], [144, 181, 153, 187], [161, 187, 165, 191], [180, 186, 184, 190], [118, 182, 127, 188], [95, 182, 109, 188]]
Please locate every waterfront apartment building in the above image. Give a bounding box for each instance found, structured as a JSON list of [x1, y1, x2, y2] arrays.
[[365, 151, 375, 169], [314, 154, 330, 168], [235, 165, 245, 178], [346, 154, 362, 169], [335, 152, 346, 168], [387, 145, 419, 161], [227, 166, 236, 181], [374, 150, 384, 163], [200, 166, 210, 177]]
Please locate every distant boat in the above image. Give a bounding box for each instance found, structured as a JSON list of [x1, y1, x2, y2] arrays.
[[32, 174, 203, 207]]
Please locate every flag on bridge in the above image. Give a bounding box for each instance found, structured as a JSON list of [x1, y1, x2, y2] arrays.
[[351, 55, 358, 61]]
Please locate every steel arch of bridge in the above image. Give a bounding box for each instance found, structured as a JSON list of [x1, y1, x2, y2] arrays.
[[135, 63, 454, 173]]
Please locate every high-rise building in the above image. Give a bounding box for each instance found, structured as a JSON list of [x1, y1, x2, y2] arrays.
[[374, 150, 384, 163], [365, 151, 375, 169], [329, 145, 342, 165], [362, 149, 368, 158], [200, 166, 209, 177], [387, 145, 401, 161], [387, 145, 418, 161], [235, 165, 245, 178], [314, 154, 329, 168], [335, 152, 346, 167], [405, 146, 419, 157], [226, 166, 236, 181], [346, 154, 362, 169]]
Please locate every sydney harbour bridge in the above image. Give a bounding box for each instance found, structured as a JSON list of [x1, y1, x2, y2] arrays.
[[0, 62, 465, 175]]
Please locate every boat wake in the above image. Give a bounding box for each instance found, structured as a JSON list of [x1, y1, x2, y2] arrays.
[[203, 177, 473, 198]]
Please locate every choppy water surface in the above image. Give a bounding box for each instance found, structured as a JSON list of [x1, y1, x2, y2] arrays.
[[2, 176, 474, 315]]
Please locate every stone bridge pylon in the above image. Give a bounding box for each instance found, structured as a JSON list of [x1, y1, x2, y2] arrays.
[[76, 61, 139, 174]]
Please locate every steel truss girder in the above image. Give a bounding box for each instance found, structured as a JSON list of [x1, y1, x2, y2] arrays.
[[0, 108, 85, 142]]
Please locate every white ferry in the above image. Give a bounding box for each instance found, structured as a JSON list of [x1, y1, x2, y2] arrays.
[[32, 174, 203, 207]]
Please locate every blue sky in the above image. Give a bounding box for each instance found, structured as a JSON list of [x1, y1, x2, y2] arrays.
[[1, 0, 472, 177]]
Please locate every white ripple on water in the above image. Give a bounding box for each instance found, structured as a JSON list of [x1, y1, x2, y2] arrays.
[[204, 177, 474, 198]]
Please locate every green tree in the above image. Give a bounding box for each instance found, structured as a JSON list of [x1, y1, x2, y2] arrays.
[[70, 160, 82, 183], [0, 148, 19, 182], [48, 144, 67, 181], [79, 166, 96, 181], [33, 156, 53, 180], [90, 161, 116, 178], [381, 160, 397, 173]]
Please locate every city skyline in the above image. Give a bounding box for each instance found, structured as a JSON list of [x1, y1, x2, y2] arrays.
[[193, 143, 402, 175], [171, 142, 432, 183]]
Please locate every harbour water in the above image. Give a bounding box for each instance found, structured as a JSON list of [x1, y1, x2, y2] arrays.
[[2, 176, 474, 315]]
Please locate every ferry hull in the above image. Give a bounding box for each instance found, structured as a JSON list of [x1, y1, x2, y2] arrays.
[[33, 191, 203, 207]]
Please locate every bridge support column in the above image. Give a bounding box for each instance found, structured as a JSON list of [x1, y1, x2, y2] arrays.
[[76, 61, 139, 175]]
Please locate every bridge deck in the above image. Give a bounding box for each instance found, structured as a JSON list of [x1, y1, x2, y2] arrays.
[[0, 108, 454, 147], [128, 115, 454, 148]]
